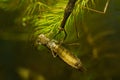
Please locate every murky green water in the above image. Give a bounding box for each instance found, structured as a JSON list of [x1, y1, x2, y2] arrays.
[[0, 0, 120, 80]]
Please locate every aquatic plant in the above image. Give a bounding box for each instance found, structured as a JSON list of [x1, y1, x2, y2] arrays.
[[24, 0, 109, 41]]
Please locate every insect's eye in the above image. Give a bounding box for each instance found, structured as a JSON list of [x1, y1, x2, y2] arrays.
[[35, 38, 42, 46]]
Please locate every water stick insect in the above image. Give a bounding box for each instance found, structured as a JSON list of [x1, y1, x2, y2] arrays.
[[55, 0, 110, 40]]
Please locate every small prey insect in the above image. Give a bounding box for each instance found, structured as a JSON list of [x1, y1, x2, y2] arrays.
[[36, 34, 86, 71]]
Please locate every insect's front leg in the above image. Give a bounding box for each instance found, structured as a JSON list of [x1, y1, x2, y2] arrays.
[[47, 40, 59, 57], [54, 0, 78, 41], [51, 50, 57, 58], [60, 0, 77, 28]]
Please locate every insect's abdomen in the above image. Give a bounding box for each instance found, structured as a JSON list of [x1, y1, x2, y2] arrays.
[[52, 44, 84, 71]]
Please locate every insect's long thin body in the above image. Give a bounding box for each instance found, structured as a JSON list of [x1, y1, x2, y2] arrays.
[[60, 0, 77, 30], [36, 34, 85, 71], [54, 0, 78, 40], [55, 0, 110, 40]]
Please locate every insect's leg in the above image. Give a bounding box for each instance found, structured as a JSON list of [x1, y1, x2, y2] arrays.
[[53, 28, 67, 43], [103, 0, 110, 13], [51, 49, 57, 58], [53, 0, 77, 40], [63, 28, 67, 42], [83, 0, 110, 14], [48, 40, 58, 57], [73, 14, 80, 39], [53, 29, 61, 39]]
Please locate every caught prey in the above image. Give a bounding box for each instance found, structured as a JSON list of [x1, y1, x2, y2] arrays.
[[36, 34, 86, 71]]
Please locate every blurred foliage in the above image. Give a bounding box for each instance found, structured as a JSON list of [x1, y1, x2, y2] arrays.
[[0, 0, 120, 80], [22, 0, 96, 40]]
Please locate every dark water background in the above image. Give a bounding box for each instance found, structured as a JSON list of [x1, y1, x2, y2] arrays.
[[0, 0, 120, 80]]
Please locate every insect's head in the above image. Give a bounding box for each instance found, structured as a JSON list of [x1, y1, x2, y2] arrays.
[[36, 34, 50, 45]]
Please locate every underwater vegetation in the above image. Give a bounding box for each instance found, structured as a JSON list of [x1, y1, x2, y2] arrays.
[[26, 0, 110, 71], [0, 0, 120, 80]]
